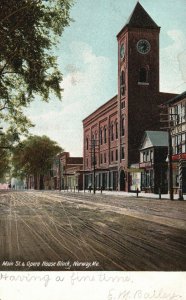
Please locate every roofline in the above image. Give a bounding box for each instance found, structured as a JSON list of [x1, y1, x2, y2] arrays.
[[163, 91, 186, 106], [117, 2, 160, 38], [82, 95, 117, 123], [117, 24, 160, 38]]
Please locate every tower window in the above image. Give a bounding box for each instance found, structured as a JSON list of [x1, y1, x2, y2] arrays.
[[139, 67, 148, 83], [120, 70, 125, 96]]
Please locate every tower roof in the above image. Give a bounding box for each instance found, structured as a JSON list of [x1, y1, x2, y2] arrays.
[[117, 2, 160, 37]]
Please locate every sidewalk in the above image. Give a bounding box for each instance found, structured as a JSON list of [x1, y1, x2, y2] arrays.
[[60, 189, 186, 200]]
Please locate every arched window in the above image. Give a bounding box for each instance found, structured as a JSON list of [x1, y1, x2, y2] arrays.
[[139, 67, 148, 83]]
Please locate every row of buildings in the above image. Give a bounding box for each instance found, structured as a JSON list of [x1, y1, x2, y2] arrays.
[[28, 3, 186, 196]]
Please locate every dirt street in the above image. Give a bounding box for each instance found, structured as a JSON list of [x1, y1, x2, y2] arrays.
[[0, 190, 186, 271]]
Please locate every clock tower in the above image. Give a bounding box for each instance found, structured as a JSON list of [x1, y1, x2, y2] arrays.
[[117, 2, 161, 191]]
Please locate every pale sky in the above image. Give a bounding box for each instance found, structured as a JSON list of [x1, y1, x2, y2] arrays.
[[26, 0, 186, 156]]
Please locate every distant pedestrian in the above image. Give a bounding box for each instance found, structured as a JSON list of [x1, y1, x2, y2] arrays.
[[89, 184, 92, 193]]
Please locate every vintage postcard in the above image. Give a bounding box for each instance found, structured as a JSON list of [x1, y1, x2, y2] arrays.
[[0, 0, 186, 299]]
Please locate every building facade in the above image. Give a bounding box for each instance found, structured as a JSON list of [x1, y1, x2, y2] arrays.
[[164, 91, 186, 195], [43, 152, 83, 190], [60, 152, 83, 190], [139, 131, 168, 194], [83, 3, 177, 192]]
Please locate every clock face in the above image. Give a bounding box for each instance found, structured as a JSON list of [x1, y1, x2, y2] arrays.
[[120, 43, 125, 59], [137, 39, 151, 54]]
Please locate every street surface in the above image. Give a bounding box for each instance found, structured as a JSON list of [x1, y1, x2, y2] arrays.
[[0, 190, 186, 271]]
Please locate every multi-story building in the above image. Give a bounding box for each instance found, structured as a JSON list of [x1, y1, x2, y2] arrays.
[[164, 91, 186, 194], [83, 2, 177, 192], [60, 152, 83, 190], [44, 152, 83, 190], [139, 131, 168, 194]]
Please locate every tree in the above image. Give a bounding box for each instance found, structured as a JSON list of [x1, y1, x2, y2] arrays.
[[12, 135, 62, 189], [0, 130, 19, 181], [0, 0, 73, 134]]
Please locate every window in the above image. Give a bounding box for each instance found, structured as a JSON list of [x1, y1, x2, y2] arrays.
[[150, 150, 153, 162], [111, 150, 114, 162], [121, 146, 125, 159], [86, 138, 89, 150], [111, 124, 114, 141], [143, 152, 146, 162], [120, 70, 125, 96], [104, 153, 107, 163], [146, 151, 149, 162], [116, 122, 118, 139], [139, 67, 148, 83], [100, 153, 103, 164], [116, 149, 118, 161], [121, 117, 125, 136], [86, 158, 88, 167], [100, 129, 103, 145], [121, 101, 125, 109], [104, 127, 107, 143], [182, 133, 186, 153]]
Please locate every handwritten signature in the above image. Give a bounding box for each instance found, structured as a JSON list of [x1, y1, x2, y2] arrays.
[[108, 288, 182, 300]]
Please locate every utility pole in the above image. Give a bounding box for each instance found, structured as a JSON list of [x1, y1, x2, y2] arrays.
[[90, 138, 98, 194], [168, 129, 174, 200], [58, 156, 62, 191]]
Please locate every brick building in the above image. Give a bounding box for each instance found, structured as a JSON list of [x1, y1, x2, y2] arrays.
[[83, 2, 177, 192], [60, 152, 83, 190], [43, 152, 83, 190], [164, 91, 186, 195]]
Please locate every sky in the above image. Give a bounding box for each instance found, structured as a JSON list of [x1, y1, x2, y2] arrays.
[[26, 0, 186, 157]]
